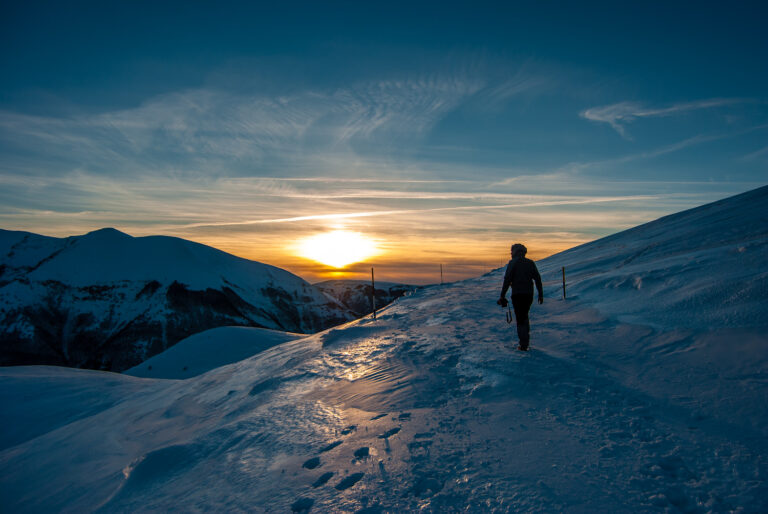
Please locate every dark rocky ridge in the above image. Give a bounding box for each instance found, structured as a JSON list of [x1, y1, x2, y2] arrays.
[[315, 280, 419, 317]]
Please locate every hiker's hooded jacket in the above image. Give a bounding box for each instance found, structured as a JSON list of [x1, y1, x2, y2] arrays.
[[500, 256, 543, 298]]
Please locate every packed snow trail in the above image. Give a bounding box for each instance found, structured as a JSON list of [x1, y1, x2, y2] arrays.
[[1, 275, 766, 512], [1, 186, 766, 512]]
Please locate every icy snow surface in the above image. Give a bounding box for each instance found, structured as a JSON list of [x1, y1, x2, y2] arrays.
[[1, 186, 767, 512]]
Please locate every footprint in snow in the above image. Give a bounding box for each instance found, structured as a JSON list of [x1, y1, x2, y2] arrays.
[[302, 457, 321, 469], [370, 413, 388, 420], [410, 473, 444, 498], [340, 425, 357, 435], [319, 440, 343, 453], [408, 440, 433, 450], [312, 471, 334, 488], [355, 506, 384, 514], [378, 427, 401, 439], [335, 472, 365, 490], [408, 439, 433, 460], [290, 497, 314, 513], [353, 447, 370, 459]]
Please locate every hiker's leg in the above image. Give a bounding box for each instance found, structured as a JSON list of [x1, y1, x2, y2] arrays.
[[512, 294, 533, 348]]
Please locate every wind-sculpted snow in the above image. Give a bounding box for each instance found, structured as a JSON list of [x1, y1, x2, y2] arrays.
[[1, 186, 767, 511], [0, 228, 355, 371]]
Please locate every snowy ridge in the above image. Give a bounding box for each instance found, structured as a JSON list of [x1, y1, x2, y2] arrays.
[[1, 186, 767, 511], [0, 228, 355, 370]]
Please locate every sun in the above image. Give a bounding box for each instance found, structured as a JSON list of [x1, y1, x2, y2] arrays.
[[298, 230, 378, 268]]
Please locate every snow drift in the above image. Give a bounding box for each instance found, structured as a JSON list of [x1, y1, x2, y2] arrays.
[[1, 186, 766, 512], [124, 326, 304, 379]]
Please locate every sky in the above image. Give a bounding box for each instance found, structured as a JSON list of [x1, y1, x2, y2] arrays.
[[1, 1, 766, 284]]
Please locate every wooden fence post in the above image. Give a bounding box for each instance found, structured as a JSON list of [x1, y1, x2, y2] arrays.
[[371, 267, 377, 319], [562, 266, 567, 300]]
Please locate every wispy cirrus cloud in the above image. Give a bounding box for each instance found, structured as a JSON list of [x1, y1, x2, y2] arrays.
[[0, 61, 554, 184], [0, 74, 490, 178], [557, 122, 768, 174], [580, 98, 745, 138], [466, 71, 547, 111], [742, 145, 768, 161]]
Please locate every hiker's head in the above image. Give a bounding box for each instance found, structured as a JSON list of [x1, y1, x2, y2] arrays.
[[511, 243, 527, 257]]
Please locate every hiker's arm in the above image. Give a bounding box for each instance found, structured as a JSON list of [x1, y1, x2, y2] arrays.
[[500, 259, 517, 298]]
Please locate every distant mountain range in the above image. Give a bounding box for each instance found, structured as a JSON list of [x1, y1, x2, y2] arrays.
[[315, 280, 418, 318], [0, 228, 360, 371]]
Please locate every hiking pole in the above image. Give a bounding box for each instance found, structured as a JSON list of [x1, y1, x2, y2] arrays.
[[506, 304, 513, 324]]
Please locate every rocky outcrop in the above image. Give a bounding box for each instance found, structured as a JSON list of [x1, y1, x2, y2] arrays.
[[315, 280, 418, 317]]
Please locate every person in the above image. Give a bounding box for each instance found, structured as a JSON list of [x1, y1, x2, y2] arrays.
[[497, 243, 543, 351]]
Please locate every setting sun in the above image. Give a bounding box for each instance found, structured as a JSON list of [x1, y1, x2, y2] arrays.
[[297, 230, 379, 268]]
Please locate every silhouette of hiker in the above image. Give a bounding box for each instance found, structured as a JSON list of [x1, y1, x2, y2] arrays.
[[497, 243, 543, 351]]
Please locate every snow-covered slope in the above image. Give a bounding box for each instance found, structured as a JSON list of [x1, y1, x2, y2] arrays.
[[549, 184, 768, 329], [1, 186, 766, 512], [124, 326, 304, 379], [315, 280, 418, 317], [0, 228, 354, 371]]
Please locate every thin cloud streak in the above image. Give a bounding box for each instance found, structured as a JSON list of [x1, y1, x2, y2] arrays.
[[742, 145, 768, 161], [557, 124, 768, 174], [247, 177, 470, 183], [580, 98, 746, 138], [178, 195, 658, 228]]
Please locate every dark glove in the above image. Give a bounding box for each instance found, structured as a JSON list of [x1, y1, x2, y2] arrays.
[[497, 297, 508, 307]]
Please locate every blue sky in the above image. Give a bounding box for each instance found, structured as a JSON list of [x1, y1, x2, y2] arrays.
[[1, 1, 766, 282]]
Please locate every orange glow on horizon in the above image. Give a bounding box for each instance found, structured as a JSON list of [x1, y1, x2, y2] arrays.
[[163, 231, 595, 284], [296, 230, 380, 268]]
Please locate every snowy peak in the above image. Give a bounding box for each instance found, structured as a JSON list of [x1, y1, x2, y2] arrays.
[[80, 227, 133, 240]]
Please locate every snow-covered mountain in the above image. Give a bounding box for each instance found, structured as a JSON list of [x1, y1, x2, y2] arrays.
[[1, 186, 766, 512], [315, 280, 419, 317], [0, 228, 355, 371]]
